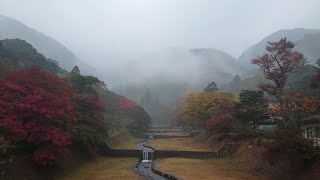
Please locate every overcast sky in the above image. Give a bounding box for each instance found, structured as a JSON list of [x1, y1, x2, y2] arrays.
[[0, 0, 320, 65]]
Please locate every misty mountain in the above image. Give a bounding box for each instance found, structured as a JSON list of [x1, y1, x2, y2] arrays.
[[0, 38, 65, 74], [113, 48, 241, 122], [110, 48, 241, 86], [0, 14, 82, 71], [189, 48, 242, 84], [238, 28, 320, 74]]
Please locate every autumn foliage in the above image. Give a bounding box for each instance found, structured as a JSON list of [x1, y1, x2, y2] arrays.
[[119, 96, 137, 111], [270, 91, 319, 125], [73, 94, 106, 118], [5, 67, 73, 96], [251, 38, 303, 126], [0, 46, 152, 170], [181, 91, 234, 128], [251, 38, 302, 95], [70, 94, 108, 147], [0, 68, 76, 165], [263, 128, 319, 169]]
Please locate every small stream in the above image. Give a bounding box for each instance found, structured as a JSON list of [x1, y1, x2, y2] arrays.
[[136, 141, 168, 180]]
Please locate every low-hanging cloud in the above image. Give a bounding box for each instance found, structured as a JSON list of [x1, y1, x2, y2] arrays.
[[0, 0, 319, 86]]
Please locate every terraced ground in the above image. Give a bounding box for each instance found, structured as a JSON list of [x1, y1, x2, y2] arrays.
[[58, 128, 269, 180], [155, 158, 270, 180], [59, 157, 141, 180], [145, 138, 214, 151]]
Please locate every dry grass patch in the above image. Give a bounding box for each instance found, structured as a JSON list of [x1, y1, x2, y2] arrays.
[[146, 138, 213, 151], [156, 158, 270, 180], [161, 131, 190, 136], [112, 136, 143, 150], [58, 157, 141, 180]]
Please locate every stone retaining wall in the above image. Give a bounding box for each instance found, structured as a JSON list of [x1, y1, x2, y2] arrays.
[[101, 149, 142, 158], [216, 143, 239, 158], [153, 135, 191, 139], [151, 162, 180, 180], [153, 150, 218, 159]]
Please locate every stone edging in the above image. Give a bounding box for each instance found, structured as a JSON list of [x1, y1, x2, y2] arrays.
[[142, 143, 155, 150], [151, 164, 180, 180]]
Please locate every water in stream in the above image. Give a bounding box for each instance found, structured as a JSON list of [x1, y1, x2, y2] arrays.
[[136, 141, 168, 180]]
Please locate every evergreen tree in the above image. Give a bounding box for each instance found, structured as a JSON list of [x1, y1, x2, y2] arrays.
[[204, 81, 219, 92], [236, 90, 269, 127]]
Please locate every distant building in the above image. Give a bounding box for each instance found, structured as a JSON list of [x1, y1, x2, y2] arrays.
[[256, 116, 281, 131], [301, 115, 320, 146]]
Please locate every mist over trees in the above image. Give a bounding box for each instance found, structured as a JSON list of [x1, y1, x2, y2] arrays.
[[0, 1, 320, 179]]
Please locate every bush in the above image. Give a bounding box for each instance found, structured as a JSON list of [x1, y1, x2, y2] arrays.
[[263, 128, 320, 171], [255, 136, 262, 146], [0, 136, 13, 155], [0, 68, 76, 165], [70, 94, 108, 148]]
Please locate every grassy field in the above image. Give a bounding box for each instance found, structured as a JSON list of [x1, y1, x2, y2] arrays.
[[146, 138, 214, 151], [112, 136, 144, 150], [156, 158, 269, 180], [58, 157, 141, 180]]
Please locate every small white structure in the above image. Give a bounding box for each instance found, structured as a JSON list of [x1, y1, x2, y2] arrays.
[[148, 135, 153, 141], [303, 125, 320, 146], [301, 116, 320, 146], [142, 151, 153, 163]]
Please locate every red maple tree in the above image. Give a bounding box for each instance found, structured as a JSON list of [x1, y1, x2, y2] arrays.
[[0, 68, 76, 165], [251, 38, 303, 126], [119, 96, 137, 111]]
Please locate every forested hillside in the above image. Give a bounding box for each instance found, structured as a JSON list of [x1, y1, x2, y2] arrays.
[[114, 48, 242, 123], [238, 28, 320, 75], [0, 39, 64, 73], [0, 15, 93, 72], [0, 39, 151, 178]]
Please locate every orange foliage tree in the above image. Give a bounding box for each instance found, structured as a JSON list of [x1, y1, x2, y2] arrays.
[[270, 92, 319, 126], [251, 38, 303, 126]]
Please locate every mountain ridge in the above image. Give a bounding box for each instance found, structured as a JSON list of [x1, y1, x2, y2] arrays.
[[238, 28, 320, 64], [0, 14, 83, 71]]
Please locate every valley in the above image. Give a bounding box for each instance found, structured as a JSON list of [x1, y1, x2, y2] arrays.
[[0, 2, 320, 179]]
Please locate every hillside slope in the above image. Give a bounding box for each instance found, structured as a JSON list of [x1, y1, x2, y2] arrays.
[[0, 14, 81, 70], [114, 48, 241, 122], [0, 38, 64, 74], [238, 28, 320, 74]]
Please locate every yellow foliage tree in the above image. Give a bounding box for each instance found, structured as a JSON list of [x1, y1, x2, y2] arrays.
[[181, 91, 234, 127]]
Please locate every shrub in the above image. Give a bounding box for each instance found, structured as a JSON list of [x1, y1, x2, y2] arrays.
[[0, 68, 76, 165], [70, 94, 108, 147], [263, 128, 319, 169]]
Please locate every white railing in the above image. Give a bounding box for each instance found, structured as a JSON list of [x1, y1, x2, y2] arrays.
[[306, 137, 320, 146]]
